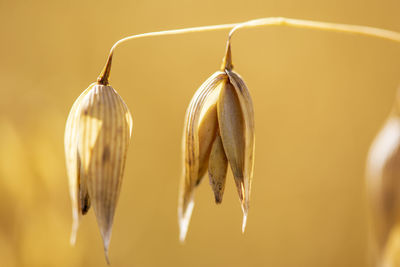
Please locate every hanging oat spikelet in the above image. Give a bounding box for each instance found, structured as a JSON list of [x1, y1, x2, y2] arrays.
[[64, 55, 133, 262], [366, 89, 400, 267], [179, 43, 255, 242]]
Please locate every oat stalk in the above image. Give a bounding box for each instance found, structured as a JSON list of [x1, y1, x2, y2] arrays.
[[97, 17, 400, 84]]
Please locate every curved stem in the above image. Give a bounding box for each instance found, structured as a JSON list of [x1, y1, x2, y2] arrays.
[[98, 17, 400, 84], [222, 17, 400, 71], [97, 22, 238, 84]]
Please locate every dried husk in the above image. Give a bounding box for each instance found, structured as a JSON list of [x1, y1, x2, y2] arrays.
[[179, 71, 226, 242], [64, 83, 95, 245], [208, 133, 228, 203], [217, 81, 246, 201], [178, 43, 255, 241], [224, 69, 255, 231], [65, 83, 132, 262]]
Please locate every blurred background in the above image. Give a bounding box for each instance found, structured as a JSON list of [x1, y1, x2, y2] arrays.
[[0, 0, 399, 266]]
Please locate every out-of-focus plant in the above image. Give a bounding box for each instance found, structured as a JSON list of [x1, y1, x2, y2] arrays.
[[367, 90, 400, 267]]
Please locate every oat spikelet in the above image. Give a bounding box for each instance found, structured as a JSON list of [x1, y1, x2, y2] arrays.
[[65, 83, 132, 263], [178, 42, 255, 241]]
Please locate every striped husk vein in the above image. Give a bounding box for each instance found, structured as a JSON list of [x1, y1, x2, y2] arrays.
[[61, 83, 134, 263], [77, 84, 132, 260]]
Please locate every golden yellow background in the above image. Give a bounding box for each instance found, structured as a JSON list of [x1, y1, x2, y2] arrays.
[[1, 0, 399, 266]]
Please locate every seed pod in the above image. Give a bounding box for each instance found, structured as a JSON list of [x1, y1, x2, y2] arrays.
[[178, 43, 255, 241], [366, 91, 400, 266], [65, 82, 133, 263]]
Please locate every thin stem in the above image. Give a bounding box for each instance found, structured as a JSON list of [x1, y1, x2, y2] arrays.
[[98, 17, 400, 84], [227, 17, 400, 46], [97, 22, 238, 84]]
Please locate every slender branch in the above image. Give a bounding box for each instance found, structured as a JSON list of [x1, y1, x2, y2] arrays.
[[98, 17, 400, 85]]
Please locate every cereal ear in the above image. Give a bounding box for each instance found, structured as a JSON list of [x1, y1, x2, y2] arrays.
[[77, 84, 132, 263]]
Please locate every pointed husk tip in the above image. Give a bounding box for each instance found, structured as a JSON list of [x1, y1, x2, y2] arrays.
[[70, 217, 79, 245], [179, 199, 195, 243], [221, 42, 233, 71], [242, 207, 248, 233], [100, 225, 112, 264], [97, 53, 113, 85]]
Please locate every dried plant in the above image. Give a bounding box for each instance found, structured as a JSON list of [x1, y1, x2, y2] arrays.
[[63, 17, 400, 263], [178, 43, 255, 241], [65, 56, 133, 262]]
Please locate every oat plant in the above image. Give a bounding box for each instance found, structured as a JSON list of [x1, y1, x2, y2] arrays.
[[64, 17, 400, 263]]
